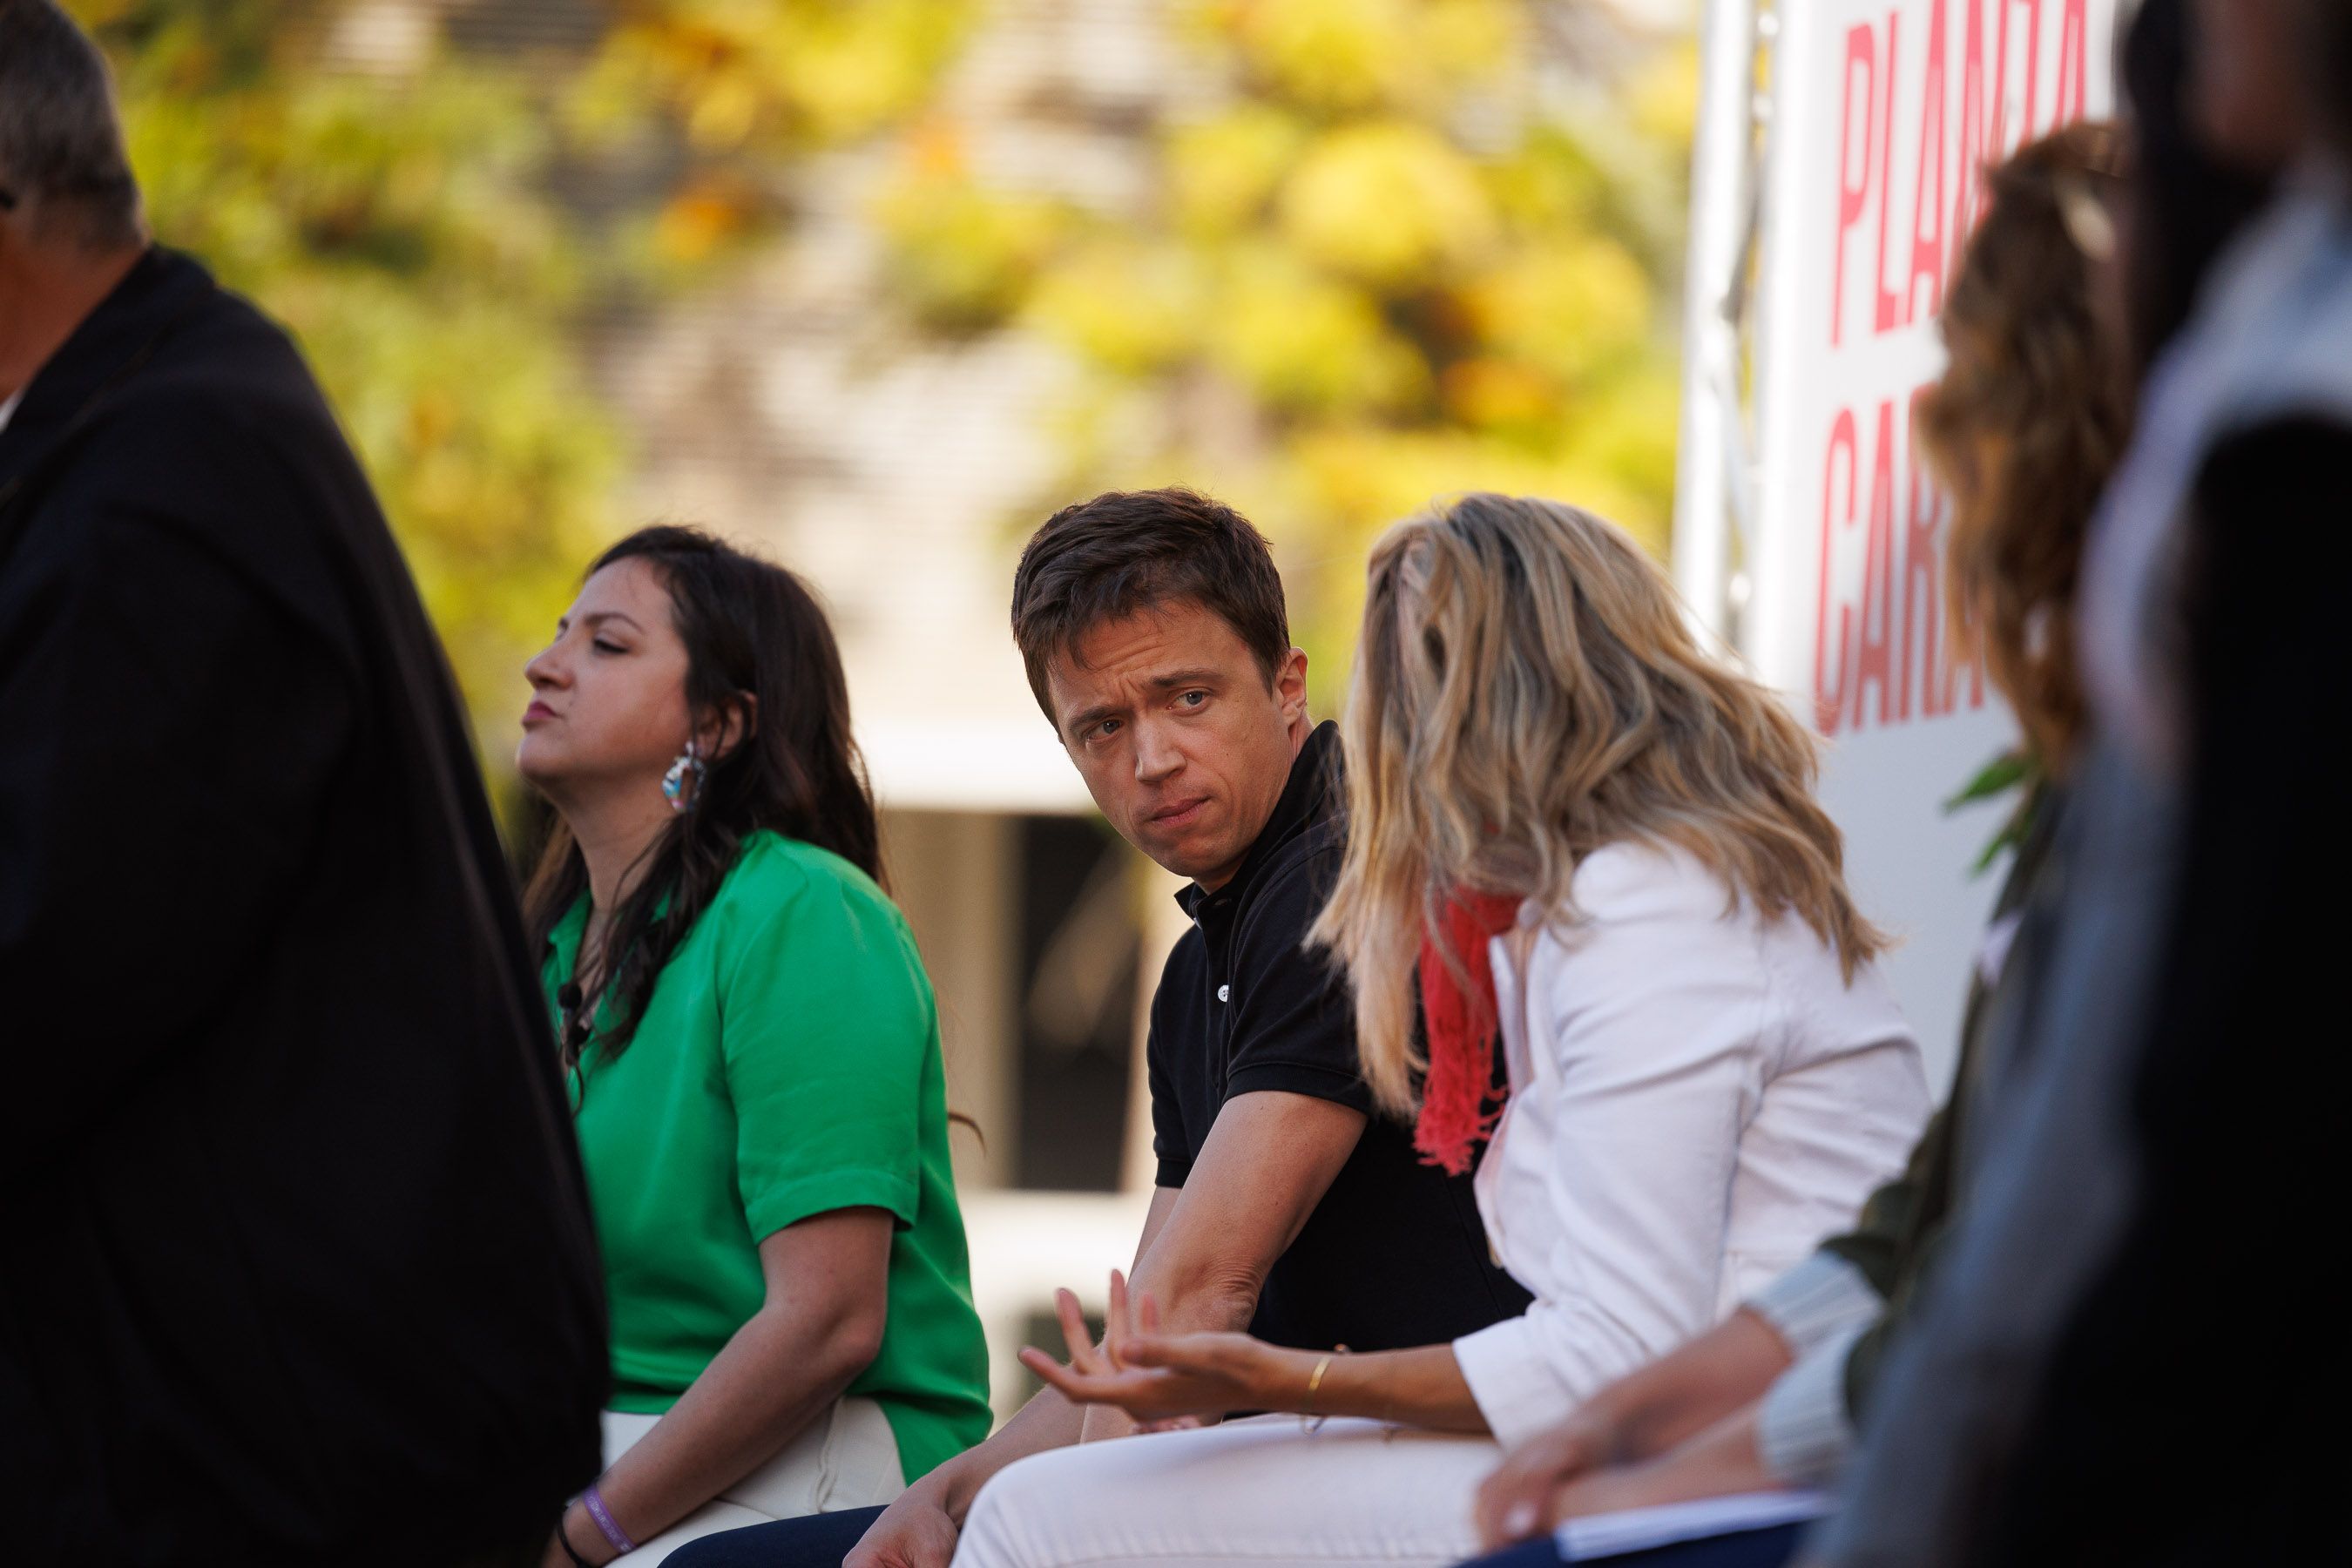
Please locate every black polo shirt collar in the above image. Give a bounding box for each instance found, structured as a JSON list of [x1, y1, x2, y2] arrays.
[[1175, 719, 1342, 925]]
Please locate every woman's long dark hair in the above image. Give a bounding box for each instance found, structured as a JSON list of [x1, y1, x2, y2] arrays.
[[524, 525, 884, 1063]]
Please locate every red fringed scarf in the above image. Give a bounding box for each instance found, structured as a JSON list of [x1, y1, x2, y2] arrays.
[[1415, 890, 1524, 1175]]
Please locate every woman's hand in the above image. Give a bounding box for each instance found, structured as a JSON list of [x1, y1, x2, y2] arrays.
[[1479, 1403, 1782, 1546], [1017, 1270, 1291, 1424], [1471, 1409, 1625, 1548]]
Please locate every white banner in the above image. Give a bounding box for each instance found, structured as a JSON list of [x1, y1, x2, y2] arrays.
[[1746, 0, 2119, 1082]]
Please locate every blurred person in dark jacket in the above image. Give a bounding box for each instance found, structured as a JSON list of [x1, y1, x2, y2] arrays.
[[1958, 0, 2352, 1559], [0, 3, 605, 1562], [1812, 0, 2348, 1563]]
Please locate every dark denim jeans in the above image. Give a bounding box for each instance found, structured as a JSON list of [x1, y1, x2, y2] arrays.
[[664, 1505, 888, 1568], [1462, 1522, 1807, 1568]]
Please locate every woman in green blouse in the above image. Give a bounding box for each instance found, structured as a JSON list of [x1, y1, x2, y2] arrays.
[[515, 526, 990, 1565]]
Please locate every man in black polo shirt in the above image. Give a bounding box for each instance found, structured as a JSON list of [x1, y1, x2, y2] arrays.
[[666, 489, 1522, 1568], [998, 483, 1531, 1382], [1142, 700, 1526, 1355]]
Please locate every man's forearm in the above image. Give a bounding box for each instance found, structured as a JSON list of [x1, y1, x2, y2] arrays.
[[1115, 1093, 1361, 1341], [1126, 1246, 1265, 1336], [1076, 1233, 1265, 1442], [1061, 1095, 1366, 1444]]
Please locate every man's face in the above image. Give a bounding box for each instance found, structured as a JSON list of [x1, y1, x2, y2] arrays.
[[1045, 598, 1309, 891]]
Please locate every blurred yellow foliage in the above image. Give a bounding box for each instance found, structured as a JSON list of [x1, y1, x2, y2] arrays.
[[573, 0, 973, 153], [75, 0, 970, 820], [656, 176, 761, 263], [1202, 0, 1515, 116], [1278, 120, 1497, 287], [1465, 234, 1653, 387], [1168, 106, 1307, 237], [876, 153, 1075, 332], [1206, 245, 1429, 414], [1028, 239, 1204, 375], [1630, 37, 1704, 149], [875, 0, 1694, 675], [79, 0, 1688, 772]]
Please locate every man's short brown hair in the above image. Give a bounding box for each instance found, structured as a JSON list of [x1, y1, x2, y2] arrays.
[[1010, 487, 1292, 725]]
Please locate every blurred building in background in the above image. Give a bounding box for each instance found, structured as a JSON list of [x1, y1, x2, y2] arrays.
[[84, 0, 1694, 1416]]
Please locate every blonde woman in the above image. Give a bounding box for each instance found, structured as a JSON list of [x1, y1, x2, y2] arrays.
[[961, 495, 1929, 1568], [1464, 124, 2139, 1568]]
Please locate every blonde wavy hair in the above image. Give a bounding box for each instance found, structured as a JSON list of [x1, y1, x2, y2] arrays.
[[1310, 494, 1885, 1117]]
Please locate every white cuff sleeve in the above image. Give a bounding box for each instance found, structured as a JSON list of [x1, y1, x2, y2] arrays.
[[1454, 1315, 1567, 1449], [1754, 1319, 1869, 1486], [1452, 1301, 1658, 1449], [1743, 1252, 1882, 1357]]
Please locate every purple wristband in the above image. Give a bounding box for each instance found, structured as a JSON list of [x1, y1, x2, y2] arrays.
[[582, 1483, 636, 1556]]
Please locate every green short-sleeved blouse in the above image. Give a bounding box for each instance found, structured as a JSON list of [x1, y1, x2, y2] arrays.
[[545, 831, 991, 1484]]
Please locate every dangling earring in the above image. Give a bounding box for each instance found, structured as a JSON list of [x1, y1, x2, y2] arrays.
[[662, 740, 706, 813]]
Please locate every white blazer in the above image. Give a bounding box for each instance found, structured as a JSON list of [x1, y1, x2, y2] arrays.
[[1450, 841, 1928, 1446]]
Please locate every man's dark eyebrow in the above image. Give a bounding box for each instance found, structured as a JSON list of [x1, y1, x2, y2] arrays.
[[1145, 667, 1224, 693]]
